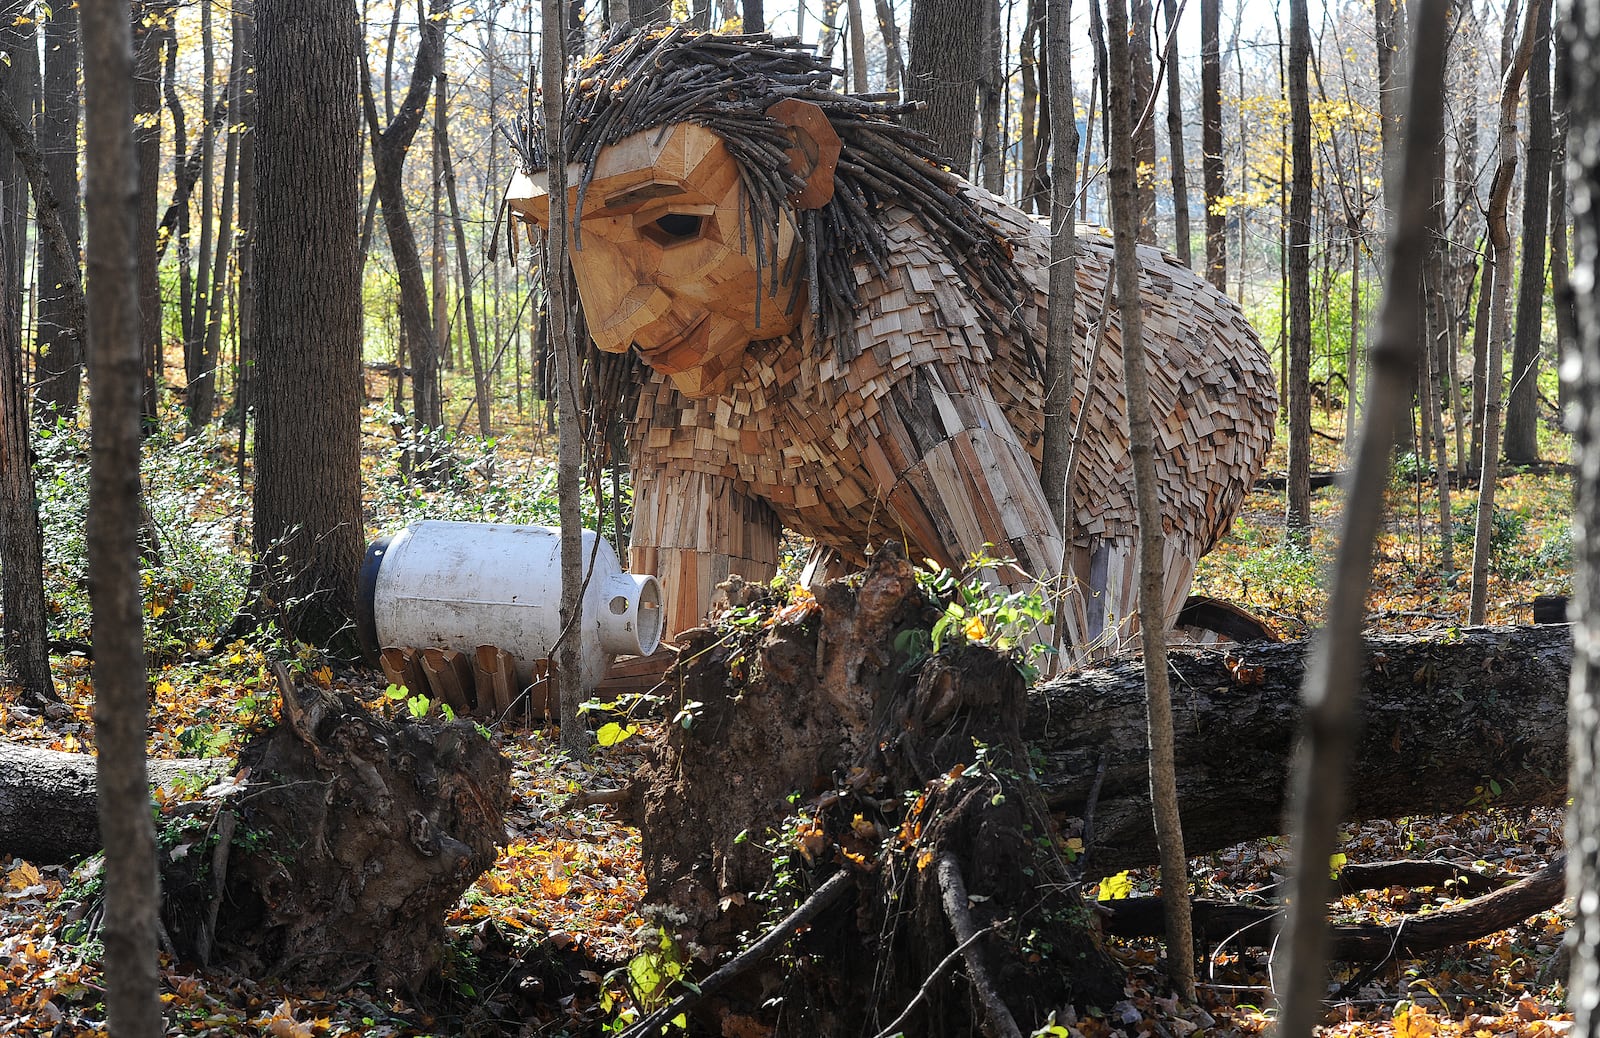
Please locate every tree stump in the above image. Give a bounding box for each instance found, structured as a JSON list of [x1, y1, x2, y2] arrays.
[[150, 670, 511, 991], [638, 546, 1122, 1037]]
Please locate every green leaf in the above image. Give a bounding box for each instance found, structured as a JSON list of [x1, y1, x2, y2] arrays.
[[384, 683, 408, 700], [406, 694, 430, 718]]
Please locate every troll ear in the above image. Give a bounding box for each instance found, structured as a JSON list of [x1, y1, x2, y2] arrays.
[[765, 99, 841, 210]]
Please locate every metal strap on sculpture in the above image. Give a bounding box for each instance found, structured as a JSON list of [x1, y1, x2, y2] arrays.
[[506, 26, 1277, 661]]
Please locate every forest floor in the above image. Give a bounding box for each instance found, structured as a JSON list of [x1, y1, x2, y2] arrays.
[[0, 374, 1578, 1036]]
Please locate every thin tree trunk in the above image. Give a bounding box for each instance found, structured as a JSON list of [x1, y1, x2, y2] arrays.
[[31, 0, 82, 419], [1273, 5, 1449, 1034], [134, 4, 165, 425], [1131, 0, 1156, 241], [190, 0, 215, 423], [1504, 0, 1553, 463], [1374, 0, 1402, 227], [81, 0, 161, 1031], [1470, 0, 1544, 625], [1041, 0, 1075, 537], [541, 0, 586, 757], [978, 0, 1003, 192], [0, 200, 55, 706], [1163, 0, 1191, 267], [1550, 18, 1576, 412], [744, 0, 765, 33], [1201, 0, 1225, 290], [233, 0, 256, 480], [0, 1, 37, 361], [1019, 0, 1043, 212], [431, 52, 449, 377], [1104, 0, 1193, 1000], [435, 73, 491, 437], [1563, 0, 1600, 1028], [1286, 0, 1312, 543], [1424, 147, 1454, 576], [363, 2, 446, 432], [847, 0, 870, 93], [874, 0, 904, 94]]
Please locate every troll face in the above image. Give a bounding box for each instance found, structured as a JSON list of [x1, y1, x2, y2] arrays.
[[507, 102, 839, 397]]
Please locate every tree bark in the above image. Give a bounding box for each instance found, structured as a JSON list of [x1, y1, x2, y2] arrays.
[[435, 73, 491, 437], [977, 0, 1002, 192], [1131, 0, 1156, 241], [32, 0, 82, 419], [2, 626, 1576, 873], [1286, 0, 1313, 543], [1504, 0, 1554, 464], [1563, 0, 1600, 1030], [0, 209, 56, 705], [133, 3, 166, 425], [251, 0, 365, 650], [1104, 0, 1193, 997], [1470, 0, 1544, 624], [874, 0, 904, 95], [363, 2, 446, 432], [0, 1, 37, 366], [1163, 0, 1191, 267], [1040, 0, 1076, 536], [1201, 0, 1225, 291], [904, 0, 982, 172], [82, 0, 162, 1030]]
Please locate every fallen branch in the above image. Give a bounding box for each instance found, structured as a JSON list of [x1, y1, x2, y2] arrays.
[[622, 869, 854, 1038], [870, 918, 1011, 1038], [1099, 855, 1565, 960], [938, 853, 1023, 1038]]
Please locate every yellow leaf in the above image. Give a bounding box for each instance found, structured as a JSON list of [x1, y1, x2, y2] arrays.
[[6, 862, 41, 890], [962, 616, 987, 642], [916, 849, 934, 871], [155, 680, 174, 696], [1097, 870, 1133, 901]]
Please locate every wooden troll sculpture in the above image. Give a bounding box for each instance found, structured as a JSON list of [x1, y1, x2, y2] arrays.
[[508, 28, 1276, 655]]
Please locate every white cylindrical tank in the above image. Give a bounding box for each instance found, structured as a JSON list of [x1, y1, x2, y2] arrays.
[[358, 520, 664, 697]]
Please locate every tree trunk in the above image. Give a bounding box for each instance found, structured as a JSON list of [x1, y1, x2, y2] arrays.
[[133, 3, 165, 426], [1163, 0, 1191, 267], [1563, 0, 1600, 1028], [743, 0, 765, 34], [1273, 6, 1451, 1028], [541, 0, 586, 757], [1019, 0, 1043, 213], [905, 0, 982, 172], [1504, 0, 1553, 464], [1105, 0, 1194, 996], [1286, 0, 1312, 542], [82, 0, 162, 1029], [847, 0, 870, 93], [251, 0, 365, 650], [1040, 0, 1075, 536], [1131, 0, 1156, 241], [32, 0, 81, 419], [1550, 21, 1576, 413], [233, 1, 256, 478], [1470, 0, 1544, 624], [364, 3, 446, 433], [435, 74, 491, 438], [1374, 0, 1402, 225], [0, 207, 55, 706], [1201, 0, 1225, 290], [977, 0, 1002, 192], [0, 2, 37, 362], [874, 0, 904, 95]]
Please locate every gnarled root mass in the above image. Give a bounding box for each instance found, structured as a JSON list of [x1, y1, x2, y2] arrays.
[[152, 668, 512, 991], [635, 545, 1122, 1038]]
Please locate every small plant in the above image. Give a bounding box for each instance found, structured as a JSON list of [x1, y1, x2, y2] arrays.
[[903, 550, 1057, 681]]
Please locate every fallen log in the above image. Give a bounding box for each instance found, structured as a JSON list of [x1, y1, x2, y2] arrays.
[[1, 627, 1572, 875], [0, 742, 227, 863], [1034, 624, 1571, 874]]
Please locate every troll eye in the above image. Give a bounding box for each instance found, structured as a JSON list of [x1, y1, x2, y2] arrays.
[[653, 213, 704, 240]]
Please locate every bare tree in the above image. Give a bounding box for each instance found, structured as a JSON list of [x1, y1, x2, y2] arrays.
[[1505, 0, 1554, 463], [1469, 0, 1545, 625], [32, 0, 82, 418], [1105, 0, 1195, 1000], [540, 0, 587, 756], [1271, 4, 1450, 1034], [1163, 0, 1192, 266], [1286, 0, 1312, 543], [82, 0, 162, 1031], [1131, 0, 1157, 240], [1201, 0, 1225, 290], [363, 1, 447, 431], [1041, 0, 1076, 534], [1563, 0, 1600, 1031], [0, 202, 56, 707], [435, 72, 491, 436]]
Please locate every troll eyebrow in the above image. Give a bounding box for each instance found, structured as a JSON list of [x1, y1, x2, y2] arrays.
[[590, 181, 685, 217]]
